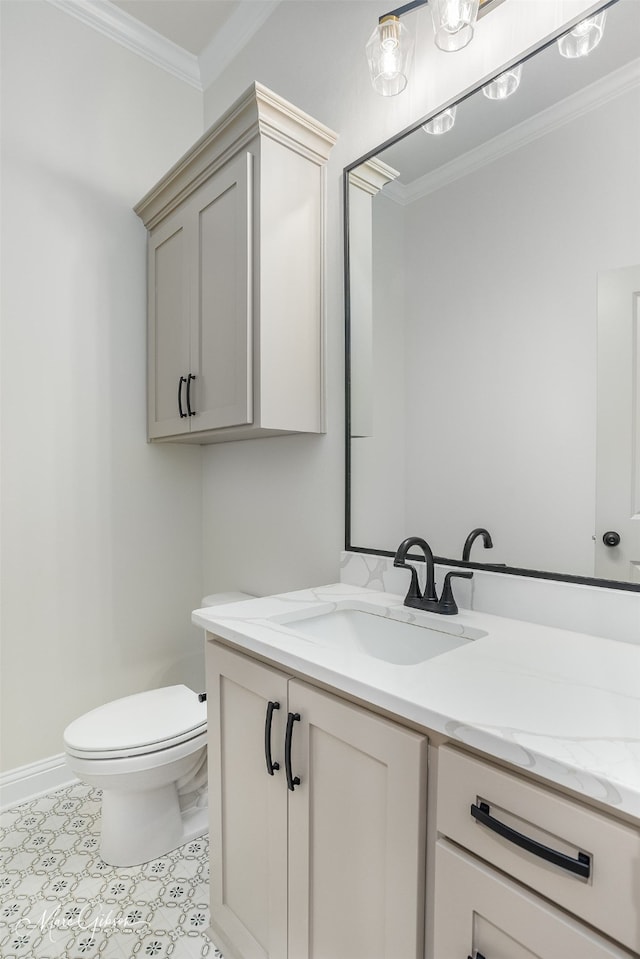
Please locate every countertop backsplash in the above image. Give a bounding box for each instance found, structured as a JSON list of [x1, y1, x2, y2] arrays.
[[340, 551, 640, 647]]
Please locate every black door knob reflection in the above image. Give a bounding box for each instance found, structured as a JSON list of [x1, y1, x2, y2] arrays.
[[603, 531, 621, 547]]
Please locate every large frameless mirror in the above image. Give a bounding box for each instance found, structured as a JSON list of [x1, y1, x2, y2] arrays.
[[345, 0, 640, 588]]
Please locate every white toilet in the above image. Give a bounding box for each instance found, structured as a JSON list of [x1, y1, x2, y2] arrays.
[[63, 592, 252, 867]]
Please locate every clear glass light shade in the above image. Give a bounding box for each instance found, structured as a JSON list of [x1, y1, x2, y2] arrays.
[[557, 11, 606, 59], [366, 17, 413, 96], [482, 63, 522, 100], [430, 0, 480, 52], [422, 106, 457, 135]]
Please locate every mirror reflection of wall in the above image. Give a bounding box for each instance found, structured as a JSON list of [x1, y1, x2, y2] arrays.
[[348, 0, 640, 584]]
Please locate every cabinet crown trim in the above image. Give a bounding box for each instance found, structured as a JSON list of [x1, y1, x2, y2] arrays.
[[135, 81, 338, 229]]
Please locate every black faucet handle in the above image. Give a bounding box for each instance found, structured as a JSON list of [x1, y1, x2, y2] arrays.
[[393, 559, 422, 603], [438, 570, 473, 616]]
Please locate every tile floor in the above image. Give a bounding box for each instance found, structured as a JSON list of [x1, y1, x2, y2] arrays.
[[0, 783, 222, 959]]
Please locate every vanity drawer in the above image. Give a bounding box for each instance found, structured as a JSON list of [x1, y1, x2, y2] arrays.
[[436, 746, 640, 953], [433, 840, 635, 958]]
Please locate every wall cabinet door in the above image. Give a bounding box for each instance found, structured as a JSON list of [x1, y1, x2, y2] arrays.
[[433, 840, 634, 959], [189, 152, 252, 433], [206, 643, 428, 959], [148, 152, 252, 440], [148, 208, 191, 439]]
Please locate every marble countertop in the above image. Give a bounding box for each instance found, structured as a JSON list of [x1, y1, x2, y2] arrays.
[[192, 582, 640, 821]]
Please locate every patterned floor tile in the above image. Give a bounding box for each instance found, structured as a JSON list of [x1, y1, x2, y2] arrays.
[[0, 784, 218, 959]]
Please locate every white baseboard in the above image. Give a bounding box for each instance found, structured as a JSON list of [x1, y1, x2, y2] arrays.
[[0, 754, 78, 810]]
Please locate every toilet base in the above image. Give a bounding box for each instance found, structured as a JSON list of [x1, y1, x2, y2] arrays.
[[100, 784, 208, 867]]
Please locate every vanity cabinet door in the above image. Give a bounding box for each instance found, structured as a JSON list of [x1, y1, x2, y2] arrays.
[[206, 644, 288, 959], [207, 644, 428, 959], [287, 679, 428, 959], [434, 840, 634, 959]]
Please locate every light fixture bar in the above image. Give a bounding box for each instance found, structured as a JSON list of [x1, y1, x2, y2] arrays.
[[378, 0, 502, 25], [378, 0, 427, 25]]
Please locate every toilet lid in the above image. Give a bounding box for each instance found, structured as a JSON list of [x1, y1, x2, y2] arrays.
[[63, 685, 207, 756]]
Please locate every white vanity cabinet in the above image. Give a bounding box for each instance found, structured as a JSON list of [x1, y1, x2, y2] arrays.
[[205, 641, 428, 959], [135, 83, 336, 444], [433, 746, 639, 958]]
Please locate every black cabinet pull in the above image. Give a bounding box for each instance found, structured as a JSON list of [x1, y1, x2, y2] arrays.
[[264, 701, 280, 775], [178, 376, 187, 418], [285, 712, 301, 791], [186, 373, 196, 416], [470, 801, 591, 879]]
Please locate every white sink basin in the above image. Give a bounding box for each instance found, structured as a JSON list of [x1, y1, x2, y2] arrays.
[[275, 605, 486, 665]]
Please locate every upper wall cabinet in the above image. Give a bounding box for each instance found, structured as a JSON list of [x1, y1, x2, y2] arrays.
[[135, 83, 337, 444]]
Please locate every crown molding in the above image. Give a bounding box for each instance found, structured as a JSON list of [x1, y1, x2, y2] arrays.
[[387, 57, 640, 206], [135, 81, 337, 230], [48, 0, 282, 94], [349, 158, 400, 196], [199, 1, 282, 91], [48, 0, 201, 88]]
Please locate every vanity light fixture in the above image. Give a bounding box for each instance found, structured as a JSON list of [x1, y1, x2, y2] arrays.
[[482, 62, 522, 99], [422, 105, 457, 134], [430, 0, 479, 52], [367, 0, 500, 96], [366, 14, 414, 96], [557, 10, 607, 59]]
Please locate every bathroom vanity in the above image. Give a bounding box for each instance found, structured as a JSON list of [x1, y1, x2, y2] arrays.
[[193, 584, 640, 959]]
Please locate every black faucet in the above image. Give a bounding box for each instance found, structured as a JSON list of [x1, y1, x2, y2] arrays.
[[393, 536, 473, 616], [462, 527, 493, 562]]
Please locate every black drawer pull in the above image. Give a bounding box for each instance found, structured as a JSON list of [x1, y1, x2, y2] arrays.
[[264, 701, 280, 775], [186, 373, 196, 416], [285, 712, 301, 791], [470, 801, 591, 879], [178, 376, 187, 418]]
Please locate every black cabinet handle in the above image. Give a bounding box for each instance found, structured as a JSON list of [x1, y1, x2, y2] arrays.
[[285, 712, 301, 791], [186, 373, 196, 416], [264, 701, 280, 776], [470, 801, 591, 879], [178, 376, 187, 418]]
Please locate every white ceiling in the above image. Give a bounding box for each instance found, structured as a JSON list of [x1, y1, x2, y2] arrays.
[[111, 0, 240, 55], [111, 0, 277, 57], [51, 0, 285, 90]]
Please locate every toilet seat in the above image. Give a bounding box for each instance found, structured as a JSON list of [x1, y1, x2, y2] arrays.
[[64, 685, 207, 760]]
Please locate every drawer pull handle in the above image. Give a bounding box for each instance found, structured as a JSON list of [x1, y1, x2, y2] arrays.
[[285, 712, 301, 791], [470, 801, 591, 879], [264, 701, 280, 775]]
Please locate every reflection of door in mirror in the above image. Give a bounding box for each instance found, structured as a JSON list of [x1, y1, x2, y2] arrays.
[[596, 265, 640, 582]]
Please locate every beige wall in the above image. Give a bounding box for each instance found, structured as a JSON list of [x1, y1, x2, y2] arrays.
[[0, 0, 597, 771], [0, 1, 204, 770], [199, 0, 598, 597]]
